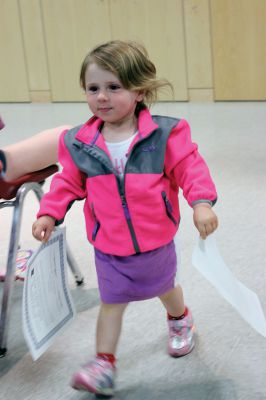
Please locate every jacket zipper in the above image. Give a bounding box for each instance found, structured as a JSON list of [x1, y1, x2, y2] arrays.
[[119, 131, 161, 253], [118, 133, 161, 254], [83, 144, 141, 253], [161, 191, 177, 225]]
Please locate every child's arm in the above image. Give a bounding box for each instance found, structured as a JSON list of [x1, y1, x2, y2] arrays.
[[166, 119, 217, 207], [34, 130, 86, 228], [166, 119, 218, 239]]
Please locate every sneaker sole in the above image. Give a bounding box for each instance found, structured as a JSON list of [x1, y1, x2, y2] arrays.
[[168, 340, 195, 358], [72, 381, 114, 397]]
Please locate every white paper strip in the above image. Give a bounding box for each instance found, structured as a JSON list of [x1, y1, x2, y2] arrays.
[[192, 234, 266, 338], [22, 227, 76, 360]]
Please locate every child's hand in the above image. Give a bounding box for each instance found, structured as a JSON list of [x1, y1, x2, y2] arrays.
[[32, 215, 55, 243], [193, 203, 218, 240]]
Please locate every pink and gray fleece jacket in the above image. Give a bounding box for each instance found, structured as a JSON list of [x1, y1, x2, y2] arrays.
[[37, 108, 217, 256]]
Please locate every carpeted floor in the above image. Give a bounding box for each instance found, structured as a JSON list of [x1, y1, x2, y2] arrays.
[[0, 102, 266, 400]]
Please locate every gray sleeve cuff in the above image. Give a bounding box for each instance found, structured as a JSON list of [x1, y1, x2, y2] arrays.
[[192, 198, 217, 207]]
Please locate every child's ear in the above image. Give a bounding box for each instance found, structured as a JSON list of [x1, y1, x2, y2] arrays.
[[136, 91, 145, 102]]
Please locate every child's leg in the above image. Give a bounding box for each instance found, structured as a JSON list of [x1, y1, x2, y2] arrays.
[[159, 285, 195, 357], [71, 302, 128, 396], [159, 284, 185, 317], [96, 302, 128, 354]]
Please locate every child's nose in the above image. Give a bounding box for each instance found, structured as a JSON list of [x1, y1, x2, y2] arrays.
[[97, 89, 108, 101]]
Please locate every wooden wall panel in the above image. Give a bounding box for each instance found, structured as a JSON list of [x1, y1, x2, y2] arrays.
[[0, 0, 30, 101], [3, 0, 265, 102], [211, 0, 266, 100], [183, 0, 213, 89], [109, 0, 188, 101], [41, 0, 111, 101], [19, 0, 50, 101]]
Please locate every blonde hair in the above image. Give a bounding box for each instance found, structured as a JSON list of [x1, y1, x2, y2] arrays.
[[80, 40, 173, 111]]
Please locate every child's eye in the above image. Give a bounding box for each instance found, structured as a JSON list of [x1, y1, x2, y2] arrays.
[[109, 84, 121, 91], [87, 85, 98, 93]]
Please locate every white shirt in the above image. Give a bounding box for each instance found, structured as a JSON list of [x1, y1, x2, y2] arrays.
[[105, 132, 138, 177]]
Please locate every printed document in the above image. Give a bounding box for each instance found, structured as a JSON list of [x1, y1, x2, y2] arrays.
[[22, 227, 76, 360]]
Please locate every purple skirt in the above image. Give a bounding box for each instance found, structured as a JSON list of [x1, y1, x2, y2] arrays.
[[94, 240, 177, 304]]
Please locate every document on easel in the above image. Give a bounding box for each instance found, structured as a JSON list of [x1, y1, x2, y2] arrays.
[[22, 227, 76, 360]]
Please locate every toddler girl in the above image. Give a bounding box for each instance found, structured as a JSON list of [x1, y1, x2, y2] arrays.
[[32, 40, 218, 398]]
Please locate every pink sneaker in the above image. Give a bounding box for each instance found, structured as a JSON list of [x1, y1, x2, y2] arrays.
[[167, 308, 195, 357], [71, 357, 116, 397]]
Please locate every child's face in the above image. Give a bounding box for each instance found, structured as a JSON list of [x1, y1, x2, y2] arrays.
[[85, 63, 143, 127]]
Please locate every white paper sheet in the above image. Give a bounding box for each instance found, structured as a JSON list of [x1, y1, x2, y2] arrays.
[[192, 234, 266, 338], [22, 227, 76, 360]]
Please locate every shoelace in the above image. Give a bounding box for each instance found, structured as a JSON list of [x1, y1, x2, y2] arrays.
[[170, 319, 192, 335], [83, 359, 114, 377]]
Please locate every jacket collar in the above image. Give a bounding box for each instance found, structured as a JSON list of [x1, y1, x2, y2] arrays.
[[75, 108, 159, 152]]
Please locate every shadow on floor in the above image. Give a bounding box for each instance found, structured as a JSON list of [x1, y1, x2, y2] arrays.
[[66, 379, 237, 400]]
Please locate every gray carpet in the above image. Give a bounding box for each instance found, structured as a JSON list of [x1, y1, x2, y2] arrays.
[[1, 102, 266, 400], [0, 283, 100, 378]]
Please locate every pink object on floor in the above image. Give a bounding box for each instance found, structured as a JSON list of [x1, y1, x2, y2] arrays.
[[0, 249, 33, 281]]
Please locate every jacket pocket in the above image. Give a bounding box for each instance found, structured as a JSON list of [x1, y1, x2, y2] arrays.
[[91, 203, 101, 241], [161, 191, 177, 226]]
